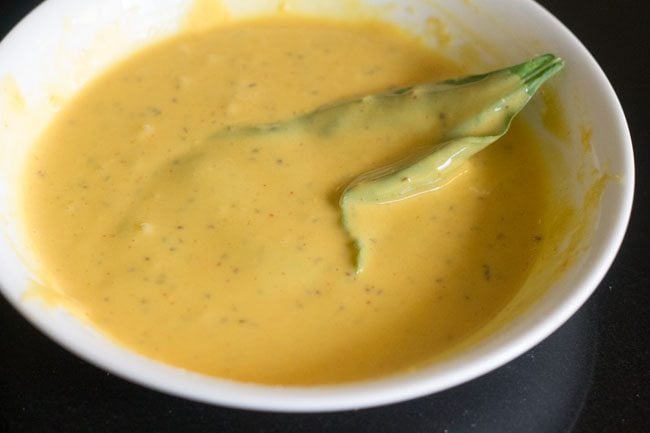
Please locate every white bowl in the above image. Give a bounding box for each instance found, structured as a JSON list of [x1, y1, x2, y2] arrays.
[[0, 0, 633, 412]]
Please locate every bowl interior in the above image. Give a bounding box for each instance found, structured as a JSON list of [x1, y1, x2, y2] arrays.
[[0, 0, 633, 411]]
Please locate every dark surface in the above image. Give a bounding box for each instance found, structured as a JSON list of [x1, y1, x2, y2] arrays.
[[0, 0, 648, 432]]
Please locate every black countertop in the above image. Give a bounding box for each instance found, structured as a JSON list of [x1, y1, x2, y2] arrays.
[[1, 1, 648, 432]]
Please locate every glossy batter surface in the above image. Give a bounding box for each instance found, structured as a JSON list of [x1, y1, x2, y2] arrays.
[[22, 18, 548, 384]]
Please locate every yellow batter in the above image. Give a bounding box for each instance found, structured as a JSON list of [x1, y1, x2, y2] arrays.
[[21, 17, 549, 384]]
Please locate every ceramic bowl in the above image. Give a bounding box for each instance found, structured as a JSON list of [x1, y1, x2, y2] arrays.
[[0, 0, 633, 411]]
